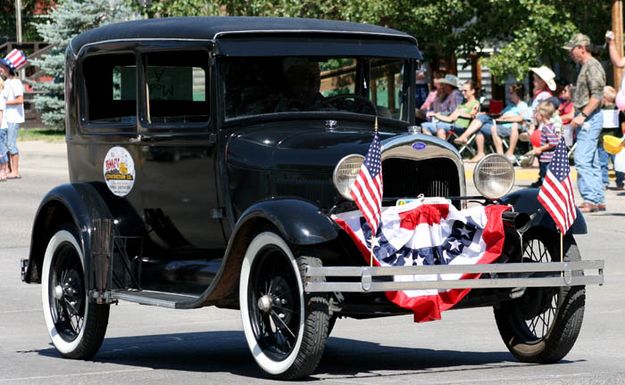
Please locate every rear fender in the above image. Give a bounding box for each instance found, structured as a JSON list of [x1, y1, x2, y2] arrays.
[[500, 188, 587, 234], [25, 183, 114, 283]]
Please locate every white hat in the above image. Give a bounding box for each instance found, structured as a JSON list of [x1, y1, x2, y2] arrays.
[[530, 66, 556, 92]]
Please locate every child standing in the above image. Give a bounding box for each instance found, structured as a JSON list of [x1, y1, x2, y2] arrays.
[[0, 78, 8, 181], [530, 101, 560, 187], [600, 86, 623, 189]]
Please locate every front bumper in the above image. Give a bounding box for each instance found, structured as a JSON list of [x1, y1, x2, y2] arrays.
[[303, 260, 604, 292]]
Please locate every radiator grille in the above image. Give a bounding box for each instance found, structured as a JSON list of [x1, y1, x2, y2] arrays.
[[382, 157, 461, 206]]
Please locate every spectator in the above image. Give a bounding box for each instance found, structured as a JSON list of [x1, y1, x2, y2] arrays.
[[600, 86, 619, 189], [564, 33, 606, 213], [421, 79, 480, 140], [419, 74, 463, 123], [530, 101, 560, 187], [0, 50, 26, 179], [454, 82, 529, 163], [416, 70, 445, 122], [605, 30, 625, 190], [0, 78, 8, 181], [519, 66, 556, 142], [558, 82, 575, 146]]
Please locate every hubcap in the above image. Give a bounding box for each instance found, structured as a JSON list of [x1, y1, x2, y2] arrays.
[[54, 285, 64, 300], [258, 294, 273, 313]]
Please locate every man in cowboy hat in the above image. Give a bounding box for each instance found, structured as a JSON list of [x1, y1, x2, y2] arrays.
[[564, 33, 606, 212], [0, 49, 27, 179], [425, 74, 463, 121]]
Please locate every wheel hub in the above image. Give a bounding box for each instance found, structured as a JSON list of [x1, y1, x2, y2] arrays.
[[257, 294, 273, 313], [53, 285, 64, 300]]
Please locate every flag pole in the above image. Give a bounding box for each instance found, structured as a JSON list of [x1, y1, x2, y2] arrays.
[[560, 231, 563, 263], [560, 230, 564, 278]]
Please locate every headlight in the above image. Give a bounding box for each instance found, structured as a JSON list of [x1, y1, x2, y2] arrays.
[[473, 154, 515, 199], [333, 154, 364, 200]]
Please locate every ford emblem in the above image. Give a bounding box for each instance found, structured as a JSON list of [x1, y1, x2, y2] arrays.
[[412, 142, 426, 150]]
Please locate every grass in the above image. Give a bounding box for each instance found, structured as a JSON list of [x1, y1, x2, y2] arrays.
[[18, 128, 65, 142]]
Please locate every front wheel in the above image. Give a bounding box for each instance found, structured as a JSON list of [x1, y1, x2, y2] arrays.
[[41, 227, 109, 359], [494, 229, 585, 363], [239, 231, 329, 380]]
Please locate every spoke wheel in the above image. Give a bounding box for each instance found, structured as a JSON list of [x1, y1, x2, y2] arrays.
[[494, 229, 585, 363], [240, 231, 329, 379], [42, 227, 109, 359]]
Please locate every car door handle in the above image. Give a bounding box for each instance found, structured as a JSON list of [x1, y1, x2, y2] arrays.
[[129, 134, 157, 143]]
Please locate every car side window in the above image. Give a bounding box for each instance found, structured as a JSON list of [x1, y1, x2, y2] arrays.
[[141, 50, 210, 127], [81, 52, 136, 127]]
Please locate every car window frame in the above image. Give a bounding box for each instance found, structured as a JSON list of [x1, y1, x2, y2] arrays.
[[77, 47, 139, 135], [137, 42, 213, 134]]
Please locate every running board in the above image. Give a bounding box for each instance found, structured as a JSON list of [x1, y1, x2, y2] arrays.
[[110, 290, 200, 308], [304, 260, 604, 293]]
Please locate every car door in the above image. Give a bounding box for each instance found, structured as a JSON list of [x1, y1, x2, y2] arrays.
[[134, 46, 225, 258]]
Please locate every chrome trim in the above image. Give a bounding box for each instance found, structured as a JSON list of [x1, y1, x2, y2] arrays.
[[303, 260, 604, 293], [473, 153, 515, 199], [213, 29, 417, 43], [333, 154, 364, 200], [381, 134, 466, 198]]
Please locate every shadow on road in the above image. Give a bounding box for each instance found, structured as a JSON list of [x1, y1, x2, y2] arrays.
[[31, 330, 579, 379]]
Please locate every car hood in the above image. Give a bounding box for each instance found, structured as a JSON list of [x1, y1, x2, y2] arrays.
[[226, 120, 448, 171]]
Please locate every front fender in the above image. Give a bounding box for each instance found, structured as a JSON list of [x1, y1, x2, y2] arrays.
[[193, 198, 340, 308], [234, 198, 340, 245], [25, 183, 114, 283], [500, 188, 587, 234]]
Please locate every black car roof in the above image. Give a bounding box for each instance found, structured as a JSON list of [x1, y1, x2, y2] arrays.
[[69, 16, 418, 55]]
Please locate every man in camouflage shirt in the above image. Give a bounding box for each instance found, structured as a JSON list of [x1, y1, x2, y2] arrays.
[[564, 33, 606, 213]]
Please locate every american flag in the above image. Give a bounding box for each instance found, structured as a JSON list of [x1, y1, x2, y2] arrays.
[[350, 133, 383, 235], [335, 199, 510, 322], [537, 138, 577, 233]]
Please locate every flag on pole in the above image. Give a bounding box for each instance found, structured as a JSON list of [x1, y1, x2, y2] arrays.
[[537, 138, 577, 234], [349, 132, 383, 235], [334, 199, 510, 322]]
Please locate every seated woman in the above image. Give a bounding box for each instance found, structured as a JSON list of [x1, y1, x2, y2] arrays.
[[421, 79, 480, 140], [454, 83, 529, 162]]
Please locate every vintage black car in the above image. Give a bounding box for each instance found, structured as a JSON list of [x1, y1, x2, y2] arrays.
[[21, 16, 603, 380]]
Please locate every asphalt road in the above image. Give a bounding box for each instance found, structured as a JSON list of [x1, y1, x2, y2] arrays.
[[1, 141, 624, 384]]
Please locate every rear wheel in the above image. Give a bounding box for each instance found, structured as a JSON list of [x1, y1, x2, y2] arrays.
[[41, 227, 109, 359], [494, 229, 585, 362], [239, 231, 329, 380]]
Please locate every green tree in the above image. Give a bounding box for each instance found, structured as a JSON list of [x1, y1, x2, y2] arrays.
[[32, 0, 136, 129], [134, 0, 612, 83], [0, 1, 55, 43]]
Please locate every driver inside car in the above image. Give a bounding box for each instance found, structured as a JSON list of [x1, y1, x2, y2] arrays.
[[275, 58, 332, 112]]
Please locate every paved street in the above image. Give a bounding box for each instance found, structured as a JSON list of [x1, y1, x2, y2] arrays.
[[1, 141, 624, 384]]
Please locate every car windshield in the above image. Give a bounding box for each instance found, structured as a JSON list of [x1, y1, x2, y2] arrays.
[[223, 56, 410, 122]]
